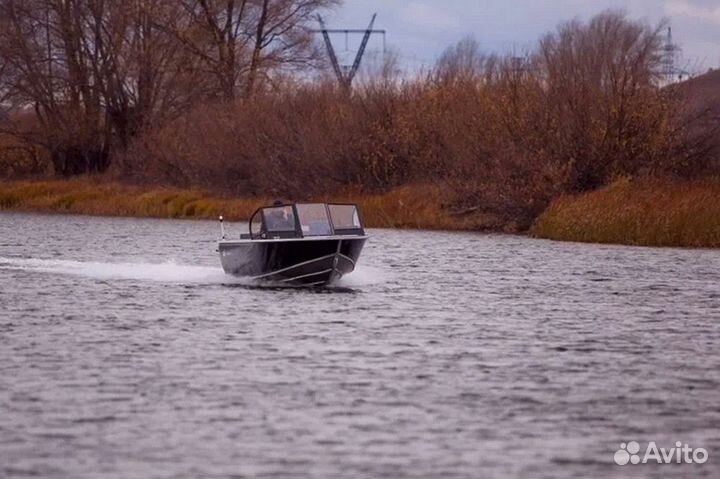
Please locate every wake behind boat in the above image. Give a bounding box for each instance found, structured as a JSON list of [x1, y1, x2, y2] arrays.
[[218, 202, 368, 286]]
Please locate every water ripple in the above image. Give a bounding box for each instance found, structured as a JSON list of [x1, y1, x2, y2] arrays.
[[0, 213, 719, 478]]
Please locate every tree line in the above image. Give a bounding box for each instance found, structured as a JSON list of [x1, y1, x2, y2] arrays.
[[1, 6, 718, 228], [0, 0, 336, 175]]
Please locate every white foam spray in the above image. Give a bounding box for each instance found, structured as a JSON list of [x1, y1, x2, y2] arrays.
[[0, 256, 387, 287], [0, 256, 238, 284], [337, 264, 387, 287]]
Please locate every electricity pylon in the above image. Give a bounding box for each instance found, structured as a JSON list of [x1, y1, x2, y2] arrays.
[[661, 27, 688, 83], [314, 14, 386, 90]]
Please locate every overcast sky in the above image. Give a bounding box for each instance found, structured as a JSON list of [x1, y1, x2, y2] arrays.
[[325, 0, 720, 73]]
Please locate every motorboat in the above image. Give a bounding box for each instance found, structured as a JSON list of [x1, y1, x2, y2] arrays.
[[218, 202, 368, 286]]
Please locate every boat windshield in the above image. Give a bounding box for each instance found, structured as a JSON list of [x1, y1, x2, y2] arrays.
[[263, 206, 296, 233], [328, 204, 362, 230], [246, 202, 364, 239], [296, 203, 333, 236]]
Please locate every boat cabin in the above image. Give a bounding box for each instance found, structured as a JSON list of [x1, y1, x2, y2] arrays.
[[242, 203, 364, 239]]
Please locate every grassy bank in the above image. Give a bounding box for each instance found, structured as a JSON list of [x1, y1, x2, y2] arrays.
[[0, 179, 492, 231], [4, 178, 720, 246], [532, 177, 720, 247]]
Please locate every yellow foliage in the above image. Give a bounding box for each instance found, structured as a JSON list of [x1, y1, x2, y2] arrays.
[[0, 178, 490, 231], [532, 177, 720, 247], [4, 177, 720, 247]]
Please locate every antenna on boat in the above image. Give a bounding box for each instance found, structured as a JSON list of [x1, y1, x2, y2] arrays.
[[219, 216, 226, 239]]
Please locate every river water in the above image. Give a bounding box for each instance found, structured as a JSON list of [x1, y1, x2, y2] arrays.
[[0, 212, 718, 478]]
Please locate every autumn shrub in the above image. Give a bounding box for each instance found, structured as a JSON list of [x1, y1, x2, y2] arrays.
[[0, 178, 486, 230], [4, 10, 717, 235], [532, 177, 720, 247], [122, 11, 713, 233]]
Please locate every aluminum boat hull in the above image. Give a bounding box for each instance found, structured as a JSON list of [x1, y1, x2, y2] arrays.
[[218, 236, 367, 286]]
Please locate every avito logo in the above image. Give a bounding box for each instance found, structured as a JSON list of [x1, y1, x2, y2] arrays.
[[614, 441, 709, 465]]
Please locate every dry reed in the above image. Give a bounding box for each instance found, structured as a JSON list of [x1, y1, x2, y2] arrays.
[[0, 179, 494, 231], [531, 177, 720, 247]]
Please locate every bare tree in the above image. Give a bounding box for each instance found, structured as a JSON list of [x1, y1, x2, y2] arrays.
[[0, 0, 103, 175], [81, 0, 204, 149], [535, 10, 669, 190], [244, 0, 338, 97], [0, 0, 236, 175], [164, 0, 337, 100], [434, 36, 496, 85]]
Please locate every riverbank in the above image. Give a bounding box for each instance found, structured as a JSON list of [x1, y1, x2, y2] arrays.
[[3, 178, 720, 247], [532, 177, 720, 248], [0, 179, 493, 231]]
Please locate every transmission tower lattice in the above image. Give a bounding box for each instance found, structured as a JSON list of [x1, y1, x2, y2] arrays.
[[661, 27, 686, 83], [314, 13, 386, 89]]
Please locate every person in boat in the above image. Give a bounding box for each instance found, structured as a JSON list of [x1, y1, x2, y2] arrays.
[[264, 200, 295, 232]]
